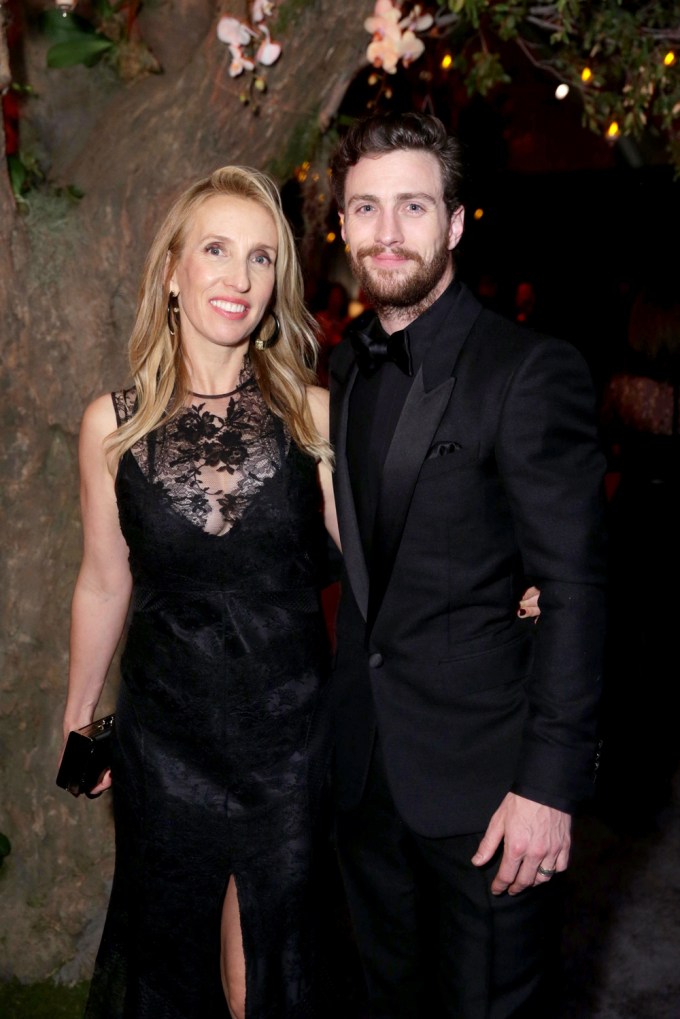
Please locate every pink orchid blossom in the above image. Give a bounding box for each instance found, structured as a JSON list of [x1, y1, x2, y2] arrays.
[[228, 47, 256, 77], [367, 36, 401, 74], [217, 15, 253, 47], [399, 4, 433, 32], [398, 30, 425, 66], [251, 0, 275, 24], [256, 39, 282, 65], [365, 0, 431, 73], [365, 0, 402, 40]]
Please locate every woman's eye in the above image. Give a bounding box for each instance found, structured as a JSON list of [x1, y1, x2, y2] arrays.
[[252, 253, 272, 266], [205, 243, 222, 256]]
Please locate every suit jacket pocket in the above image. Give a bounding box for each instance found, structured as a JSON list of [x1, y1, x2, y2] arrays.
[[435, 632, 533, 695], [418, 441, 480, 480]]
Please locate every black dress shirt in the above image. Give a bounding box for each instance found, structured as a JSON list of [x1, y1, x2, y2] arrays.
[[346, 279, 462, 566]]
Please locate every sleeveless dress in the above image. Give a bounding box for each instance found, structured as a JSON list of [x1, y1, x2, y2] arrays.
[[84, 364, 331, 1018]]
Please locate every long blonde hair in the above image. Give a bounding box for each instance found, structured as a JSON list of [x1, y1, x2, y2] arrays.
[[107, 165, 332, 466]]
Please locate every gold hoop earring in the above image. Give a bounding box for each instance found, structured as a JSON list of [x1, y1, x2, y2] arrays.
[[252, 311, 280, 350], [167, 293, 180, 337]]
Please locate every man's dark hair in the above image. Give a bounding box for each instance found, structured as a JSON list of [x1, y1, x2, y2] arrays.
[[329, 111, 463, 215]]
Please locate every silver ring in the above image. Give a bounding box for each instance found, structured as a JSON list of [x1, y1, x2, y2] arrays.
[[537, 864, 556, 878]]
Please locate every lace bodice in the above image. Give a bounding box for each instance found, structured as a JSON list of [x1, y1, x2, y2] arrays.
[[113, 364, 290, 537]]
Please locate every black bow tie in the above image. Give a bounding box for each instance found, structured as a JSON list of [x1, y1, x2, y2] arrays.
[[350, 325, 413, 377]]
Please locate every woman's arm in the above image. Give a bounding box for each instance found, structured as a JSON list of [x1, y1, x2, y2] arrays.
[[307, 385, 341, 550], [63, 395, 132, 757]]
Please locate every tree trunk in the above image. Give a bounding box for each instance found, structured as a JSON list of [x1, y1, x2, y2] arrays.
[[0, 0, 367, 983]]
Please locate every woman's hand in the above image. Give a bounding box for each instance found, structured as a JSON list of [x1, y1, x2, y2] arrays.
[[86, 769, 113, 798], [57, 731, 113, 798], [518, 585, 541, 621]]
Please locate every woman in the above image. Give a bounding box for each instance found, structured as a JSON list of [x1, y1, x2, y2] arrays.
[[62, 165, 338, 1019]]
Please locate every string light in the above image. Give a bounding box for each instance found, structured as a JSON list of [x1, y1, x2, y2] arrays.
[[473, 208, 484, 221], [581, 67, 592, 83], [664, 51, 676, 67], [555, 83, 570, 100], [441, 54, 453, 70], [606, 121, 620, 140], [326, 232, 336, 244]]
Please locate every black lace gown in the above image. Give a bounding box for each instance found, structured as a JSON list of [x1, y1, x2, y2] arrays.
[[85, 367, 331, 1018]]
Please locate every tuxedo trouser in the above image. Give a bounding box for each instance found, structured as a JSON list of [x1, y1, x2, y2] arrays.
[[335, 740, 564, 1019]]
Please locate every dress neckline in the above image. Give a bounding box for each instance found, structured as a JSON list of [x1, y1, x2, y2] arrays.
[[188, 360, 254, 400]]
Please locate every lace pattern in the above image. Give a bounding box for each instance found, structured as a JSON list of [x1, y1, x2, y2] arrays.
[[115, 364, 290, 536]]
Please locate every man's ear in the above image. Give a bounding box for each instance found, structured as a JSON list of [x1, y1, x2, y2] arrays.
[[448, 206, 465, 251]]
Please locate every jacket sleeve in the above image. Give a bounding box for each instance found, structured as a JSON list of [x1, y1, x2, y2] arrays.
[[495, 336, 607, 811]]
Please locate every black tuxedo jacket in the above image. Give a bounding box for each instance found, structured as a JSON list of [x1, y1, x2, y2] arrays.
[[329, 282, 607, 838]]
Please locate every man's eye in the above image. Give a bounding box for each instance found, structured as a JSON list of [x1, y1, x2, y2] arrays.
[[405, 203, 424, 213]]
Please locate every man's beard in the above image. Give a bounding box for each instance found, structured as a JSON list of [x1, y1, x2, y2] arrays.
[[349, 241, 451, 319]]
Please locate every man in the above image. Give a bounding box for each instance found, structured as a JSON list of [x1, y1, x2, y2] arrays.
[[327, 112, 607, 1018]]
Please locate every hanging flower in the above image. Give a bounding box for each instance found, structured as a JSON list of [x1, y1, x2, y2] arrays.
[[216, 16, 253, 48], [364, 0, 432, 74], [255, 27, 282, 67], [398, 29, 425, 67], [217, 5, 281, 79], [251, 0, 275, 24]]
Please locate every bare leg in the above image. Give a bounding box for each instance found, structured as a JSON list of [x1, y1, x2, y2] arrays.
[[221, 875, 246, 1019]]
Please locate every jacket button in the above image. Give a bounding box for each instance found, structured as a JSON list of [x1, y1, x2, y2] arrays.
[[368, 652, 384, 668]]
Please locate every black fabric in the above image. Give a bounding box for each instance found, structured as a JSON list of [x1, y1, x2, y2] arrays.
[[329, 280, 608, 833], [349, 319, 413, 377], [85, 373, 331, 1018], [336, 742, 564, 1019], [345, 281, 462, 569]]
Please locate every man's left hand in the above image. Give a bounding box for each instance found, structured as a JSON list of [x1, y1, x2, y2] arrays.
[[470, 792, 571, 895]]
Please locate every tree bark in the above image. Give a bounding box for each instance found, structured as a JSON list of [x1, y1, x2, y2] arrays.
[[0, 0, 368, 982]]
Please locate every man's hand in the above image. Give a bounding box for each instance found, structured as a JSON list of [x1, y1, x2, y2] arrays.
[[470, 792, 571, 895]]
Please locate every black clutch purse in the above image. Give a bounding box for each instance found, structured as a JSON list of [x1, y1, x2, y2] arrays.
[[56, 714, 115, 797]]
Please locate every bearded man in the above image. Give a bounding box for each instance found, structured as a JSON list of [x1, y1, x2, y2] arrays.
[[327, 112, 607, 1018]]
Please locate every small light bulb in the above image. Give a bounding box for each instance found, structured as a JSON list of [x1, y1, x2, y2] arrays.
[[326, 232, 336, 244], [606, 121, 620, 139], [473, 208, 484, 221], [664, 51, 676, 67], [441, 54, 453, 70], [581, 67, 592, 83], [555, 83, 570, 100]]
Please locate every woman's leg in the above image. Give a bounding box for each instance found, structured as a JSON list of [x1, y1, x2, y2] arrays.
[[221, 875, 246, 1019]]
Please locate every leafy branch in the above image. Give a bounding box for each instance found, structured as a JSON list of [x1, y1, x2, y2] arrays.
[[42, 1, 160, 81], [433, 1, 680, 166]]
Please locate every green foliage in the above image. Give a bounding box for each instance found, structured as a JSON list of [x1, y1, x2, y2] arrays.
[[0, 979, 89, 1019], [47, 37, 116, 70], [40, 4, 160, 79], [43, 10, 114, 69], [267, 107, 324, 181], [7, 152, 83, 212], [272, 0, 317, 36], [7, 153, 44, 209], [437, 0, 680, 166]]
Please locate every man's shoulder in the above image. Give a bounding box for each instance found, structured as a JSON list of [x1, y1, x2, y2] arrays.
[[465, 301, 583, 369]]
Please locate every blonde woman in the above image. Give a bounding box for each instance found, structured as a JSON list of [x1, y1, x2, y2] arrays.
[[62, 166, 339, 1019]]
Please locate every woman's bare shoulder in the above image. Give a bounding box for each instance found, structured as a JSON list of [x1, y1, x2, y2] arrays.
[[305, 385, 330, 438]]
